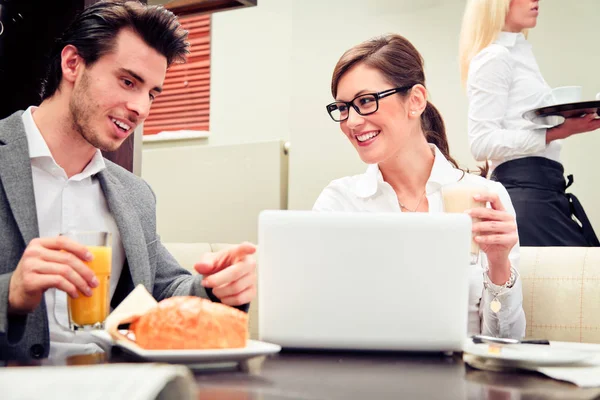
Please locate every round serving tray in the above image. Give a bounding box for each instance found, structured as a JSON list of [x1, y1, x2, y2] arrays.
[[523, 100, 600, 126]]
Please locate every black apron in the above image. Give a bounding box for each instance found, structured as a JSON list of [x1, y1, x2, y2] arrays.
[[491, 157, 600, 247]]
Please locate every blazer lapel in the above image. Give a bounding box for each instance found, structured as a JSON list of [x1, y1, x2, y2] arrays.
[[97, 169, 152, 291], [0, 112, 40, 245]]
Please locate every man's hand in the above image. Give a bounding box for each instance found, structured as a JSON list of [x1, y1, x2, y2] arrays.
[[8, 237, 98, 314], [194, 242, 257, 307]]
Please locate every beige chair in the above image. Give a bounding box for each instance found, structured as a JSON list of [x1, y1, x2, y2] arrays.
[[162, 242, 259, 340], [520, 247, 600, 343], [163, 242, 600, 344]]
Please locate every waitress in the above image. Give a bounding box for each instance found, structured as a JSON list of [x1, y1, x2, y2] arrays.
[[459, 0, 600, 246]]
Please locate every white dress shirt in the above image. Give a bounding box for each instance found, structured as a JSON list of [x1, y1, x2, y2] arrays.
[[22, 107, 125, 359], [467, 31, 560, 172], [313, 145, 526, 339]]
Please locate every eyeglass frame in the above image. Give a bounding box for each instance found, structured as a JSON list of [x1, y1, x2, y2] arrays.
[[325, 85, 414, 122]]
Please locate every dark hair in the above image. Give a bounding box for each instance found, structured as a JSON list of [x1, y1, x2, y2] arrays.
[[40, 0, 189, 100], [331, 34, 488, 177]]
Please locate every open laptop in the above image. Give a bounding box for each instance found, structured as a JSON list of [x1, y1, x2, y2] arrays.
[[257, 210, 472, 352]]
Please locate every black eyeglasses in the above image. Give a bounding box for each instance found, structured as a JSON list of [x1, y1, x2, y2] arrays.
[[325, 85, 413, 122]]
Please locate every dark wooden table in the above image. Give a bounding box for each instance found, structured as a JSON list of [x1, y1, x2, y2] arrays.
[[4, 349, 600, 399]]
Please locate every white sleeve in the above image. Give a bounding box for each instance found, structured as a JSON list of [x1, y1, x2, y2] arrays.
[[467, 48, 547, 162], [479, 182, 527, 339]]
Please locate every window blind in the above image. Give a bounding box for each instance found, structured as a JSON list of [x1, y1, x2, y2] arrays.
[[143, 14, 211, 135]]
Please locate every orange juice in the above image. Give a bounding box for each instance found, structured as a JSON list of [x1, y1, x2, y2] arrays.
[[68, 245, 112, 328]]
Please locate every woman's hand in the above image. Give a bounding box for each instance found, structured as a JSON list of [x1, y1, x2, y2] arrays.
[[547, 113, 600, 143], [467, 193, 518, 285]]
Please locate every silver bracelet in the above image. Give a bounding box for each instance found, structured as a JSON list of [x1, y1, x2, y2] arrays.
[[482, 267, 517, 314]]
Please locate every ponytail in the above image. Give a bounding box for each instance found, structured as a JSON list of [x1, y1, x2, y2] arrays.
[[421, 102, 489, 178], [421, 102, 456, 168]]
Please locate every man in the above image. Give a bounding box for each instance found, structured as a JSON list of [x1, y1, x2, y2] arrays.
[[0, 1, 256, 360]]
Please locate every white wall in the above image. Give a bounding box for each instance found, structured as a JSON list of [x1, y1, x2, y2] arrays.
[[207, 0, 293, 145], [142, 139, 288, 244], [531, 2, 600, 233]]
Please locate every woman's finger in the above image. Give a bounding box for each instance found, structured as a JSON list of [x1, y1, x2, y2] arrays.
[[475, 233, 518, 246], [467, 207, 513, 221], [472, 220, 517, 234], [472, 192, 505, 212]]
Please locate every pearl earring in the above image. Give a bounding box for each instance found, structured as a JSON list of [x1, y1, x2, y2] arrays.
[[411, 110, 416, 115]]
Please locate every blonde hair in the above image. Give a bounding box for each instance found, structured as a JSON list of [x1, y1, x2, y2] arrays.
[[459, 0, 527, 86]]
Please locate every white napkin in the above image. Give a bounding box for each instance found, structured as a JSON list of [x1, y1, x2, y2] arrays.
[[537, 362, 600, 387], [464, 341, 600, 388], [0, 363, 196, 400], [536, 342, 600, 388]]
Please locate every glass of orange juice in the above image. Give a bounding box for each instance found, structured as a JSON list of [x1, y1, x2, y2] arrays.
[[62, 231, 112, 331]]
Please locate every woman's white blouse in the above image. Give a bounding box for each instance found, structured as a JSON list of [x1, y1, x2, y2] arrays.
[[467, 31, 560, 172], [313, 145, 526, 339]]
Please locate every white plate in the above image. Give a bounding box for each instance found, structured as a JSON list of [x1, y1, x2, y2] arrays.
[[117, 339, 281, 363], [91, 330, 281, 363], [464, 342, 596, 367]]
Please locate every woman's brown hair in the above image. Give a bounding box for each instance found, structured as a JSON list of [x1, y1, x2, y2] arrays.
[[331, 34, 488, 177]]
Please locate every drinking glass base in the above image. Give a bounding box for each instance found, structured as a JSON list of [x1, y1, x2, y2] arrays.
[[71, 321, 106, 331]]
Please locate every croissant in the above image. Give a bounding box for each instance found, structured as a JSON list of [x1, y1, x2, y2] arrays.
[[130, 296, 248, 350]]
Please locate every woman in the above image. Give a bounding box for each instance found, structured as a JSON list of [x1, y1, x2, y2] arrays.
[[459, 0, 600, 246], [314, 34, 525, 339]]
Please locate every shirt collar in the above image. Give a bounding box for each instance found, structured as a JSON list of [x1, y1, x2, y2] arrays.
[[353, 163, 381, 198], [82, 150, 107, 179], [22, 106, 52, 159], [352, 144, 463, 198], [21, 106, 106, 179], [494, 31, 528, 48]]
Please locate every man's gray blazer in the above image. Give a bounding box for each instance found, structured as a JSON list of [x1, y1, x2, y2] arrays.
[[0, 111, 233, 360]]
